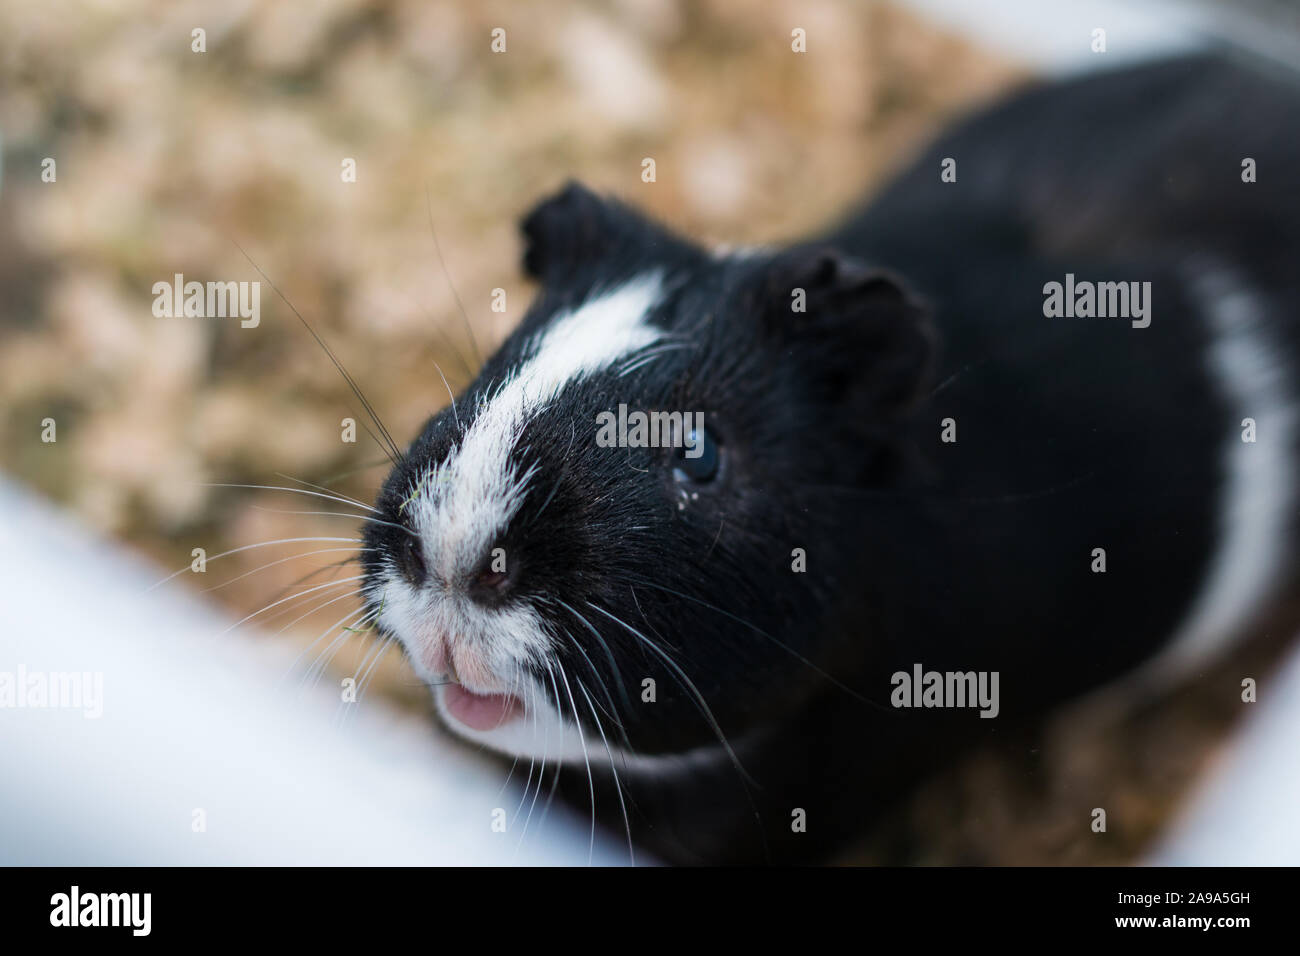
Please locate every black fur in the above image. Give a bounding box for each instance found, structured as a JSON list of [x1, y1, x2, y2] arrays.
[[362, 53, 1300, 863]]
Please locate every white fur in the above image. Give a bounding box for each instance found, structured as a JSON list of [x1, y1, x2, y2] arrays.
[[376, 274, 668, 754], [443, 670, 735, 774], [427, 272, 666, 587], [1144, 262, 1297, 680]]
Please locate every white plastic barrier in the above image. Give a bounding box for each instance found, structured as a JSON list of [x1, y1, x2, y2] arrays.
[[1150, 642, 1300, 865], [0, 480, 628, 865], [901, 0, 1203, 72]]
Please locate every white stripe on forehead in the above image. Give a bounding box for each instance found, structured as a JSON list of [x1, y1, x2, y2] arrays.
[[412, 273, 666, 581]]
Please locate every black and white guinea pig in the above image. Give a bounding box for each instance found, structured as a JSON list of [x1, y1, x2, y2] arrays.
[[360, 53, 1300, 864]]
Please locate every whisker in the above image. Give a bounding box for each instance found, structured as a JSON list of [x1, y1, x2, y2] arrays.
[[274, 472, 374, 512], [629, 579, 890, 712], [221, 575, 366, 635], [270, 583, 366, 641], [568, 641, 631, 746], [199, 547, 369, 594], [585, 600, 755, 787], [252, 555, 368, 621], [204, 482, 378, 513], [356, 636, 396, 701], [617, 341, 694, 377], [491, 749, 522, 806], [589, 597, 769, 854], [389, 282, 476, 382], [541, 762, 564, 827], [247, 505, 413, 536], [301, 608, 374, 690], [425, 183, 482, 367], [279, 600, 374, 688], [229, 236, 404, 465], [556, 663, 597, 867], [305, 604, 380, 689], [355, 417, 404, 466], [578, 679, 634, 865], [433, 360, 461, 433], [929, 357, 992, 398], [312, 457, 397, 487], [506, 679, 538, 827], [514, 669, 553, 858], [234, 580, 359, 641], [337, 631, 397, 724], [148, 536, 361, 591], [556, 600, 635, 716]]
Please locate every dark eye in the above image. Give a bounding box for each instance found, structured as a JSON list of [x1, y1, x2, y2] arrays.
[[398, 532, 427, 584], [673, 427, 720, 483]]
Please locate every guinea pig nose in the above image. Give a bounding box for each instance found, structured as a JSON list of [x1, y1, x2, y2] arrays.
[[466, 551, 512, 605], [398, 531, 427, 585]]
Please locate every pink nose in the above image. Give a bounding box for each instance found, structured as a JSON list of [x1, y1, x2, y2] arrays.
[[420, 639, 449, 677], [421, 637, 495, 690]]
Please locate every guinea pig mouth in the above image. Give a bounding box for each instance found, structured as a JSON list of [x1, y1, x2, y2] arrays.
[[441, 682, 525, 732]]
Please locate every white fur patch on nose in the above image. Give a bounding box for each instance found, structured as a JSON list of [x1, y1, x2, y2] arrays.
[[411, 272, 666, 585]]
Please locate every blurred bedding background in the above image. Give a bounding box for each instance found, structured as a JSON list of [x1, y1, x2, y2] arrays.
[[0, 0, 1295, 863], [0, 0, 1020, 721]]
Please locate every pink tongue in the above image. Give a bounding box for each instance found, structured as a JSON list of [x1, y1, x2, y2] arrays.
[[444, 683, 523, 731]]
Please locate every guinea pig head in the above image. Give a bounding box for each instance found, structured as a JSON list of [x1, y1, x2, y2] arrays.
[[360, 181, 933, 768]]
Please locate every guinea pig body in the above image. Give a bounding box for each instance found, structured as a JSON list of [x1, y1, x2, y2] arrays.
[[361, 54, 1300, 864]]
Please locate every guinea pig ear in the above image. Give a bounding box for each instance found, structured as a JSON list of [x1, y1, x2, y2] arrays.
[[521, 181, 603, 281], [520, 180, 687, 284], [759, 247, 935, 418]]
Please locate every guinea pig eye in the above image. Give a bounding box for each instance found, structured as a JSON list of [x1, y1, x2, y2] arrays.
[[673, 427, 720, 483]]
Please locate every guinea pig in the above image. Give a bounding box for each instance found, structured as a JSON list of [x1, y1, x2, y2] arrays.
[[358, 53, 1300, 864]]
